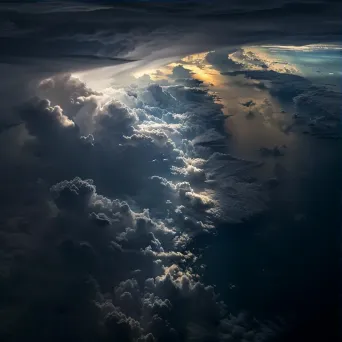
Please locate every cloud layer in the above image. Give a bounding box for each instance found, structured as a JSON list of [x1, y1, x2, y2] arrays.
[[0, 0, 341, 72], [0, 68, 273, 341], [0, 2, 340, 341]]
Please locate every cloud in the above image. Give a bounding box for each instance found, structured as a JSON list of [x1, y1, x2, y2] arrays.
[[174, 78, 204, 88], [170, 65, 194, 79], [0, 0, 340, 74], [19, 73, 266, 223], [293, 89, 341, 138], [0, 63, 279, 340], [229, 49, 268, 70], [221, 70, 312, 99], [1, 2, 340, 339], [0, 1, 339, 151], [0, 173, 279, 341], [259, 146, 285, 157], [20, 97, 75, 131], [205, 49, 241, 72], [222, 69, 342, 138], [240, 100, 256, 108], [37, 74, 101, 116]]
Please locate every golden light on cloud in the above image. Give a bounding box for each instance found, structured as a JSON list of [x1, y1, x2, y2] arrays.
[[228, 47, 299, 74], [134, 51, 226, 87]]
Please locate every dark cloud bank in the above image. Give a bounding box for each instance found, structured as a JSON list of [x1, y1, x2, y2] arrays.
[[0, 72, 272, 342], [0, 1, 341, 342], [0, 0, 341, 70]]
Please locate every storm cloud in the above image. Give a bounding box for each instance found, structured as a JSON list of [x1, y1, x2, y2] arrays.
[[0, 67, 271, 341], [0, 0, 341, 72], [0, 1, 340, 341]]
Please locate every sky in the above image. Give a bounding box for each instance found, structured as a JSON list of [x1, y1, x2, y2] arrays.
[[0, 1, 341, 342]]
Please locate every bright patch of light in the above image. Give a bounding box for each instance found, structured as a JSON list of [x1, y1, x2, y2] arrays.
[[260, 44, 342, 51]]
